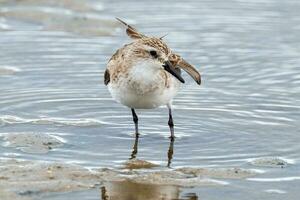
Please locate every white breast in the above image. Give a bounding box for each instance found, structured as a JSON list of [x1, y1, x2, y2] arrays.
[[108, 62, 180, 109]]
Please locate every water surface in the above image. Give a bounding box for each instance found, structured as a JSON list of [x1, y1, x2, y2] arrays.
[[0, 0, 300, 199]]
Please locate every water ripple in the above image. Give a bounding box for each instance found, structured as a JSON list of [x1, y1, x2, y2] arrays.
[[0, 115, 108, 127], [0, 0, 300, 199]]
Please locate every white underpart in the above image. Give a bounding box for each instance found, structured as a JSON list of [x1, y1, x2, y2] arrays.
[[108, 60, 181, 109]]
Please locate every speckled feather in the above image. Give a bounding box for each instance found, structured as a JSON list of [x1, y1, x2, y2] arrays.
[[106, 38, 174, 87], [104, 18, 201, 109]]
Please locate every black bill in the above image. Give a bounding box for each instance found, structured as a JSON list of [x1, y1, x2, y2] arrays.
[[162, 61, 185, 83]]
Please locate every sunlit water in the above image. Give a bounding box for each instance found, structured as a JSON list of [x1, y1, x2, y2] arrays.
[[0, 0, 300, 199]]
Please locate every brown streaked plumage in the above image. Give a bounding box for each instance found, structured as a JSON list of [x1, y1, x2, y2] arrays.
[[104, 18, 201, 140]]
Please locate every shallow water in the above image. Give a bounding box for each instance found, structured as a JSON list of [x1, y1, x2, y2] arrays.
[[0, 0, 300, 199]]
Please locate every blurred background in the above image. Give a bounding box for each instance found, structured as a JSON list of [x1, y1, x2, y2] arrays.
[[0, 0, 300, 200]]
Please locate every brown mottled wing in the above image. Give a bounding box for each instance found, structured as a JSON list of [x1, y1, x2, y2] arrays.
[[104, 69, 110, 85], [116, 18, 146, 39]]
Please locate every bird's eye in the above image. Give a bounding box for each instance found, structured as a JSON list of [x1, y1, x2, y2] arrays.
[[149, 50, 158, 58]]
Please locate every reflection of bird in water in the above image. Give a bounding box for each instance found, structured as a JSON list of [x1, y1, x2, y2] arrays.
[[99, 137, 198, 200], [104, 18, 201, 139], [100, 181, 198, 200], [130, 135, 139, 160], [129, 135, 174, 168], [167, 139, 174, 168], [101, 186, 109, 200], [101, 180, 179, 200]]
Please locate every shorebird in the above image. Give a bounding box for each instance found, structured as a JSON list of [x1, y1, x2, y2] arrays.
[[104, 18, 201, 139]]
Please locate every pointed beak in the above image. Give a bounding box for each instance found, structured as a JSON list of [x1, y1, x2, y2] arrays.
[[162, 60, 185, 83], [177, 58, 201, 85]]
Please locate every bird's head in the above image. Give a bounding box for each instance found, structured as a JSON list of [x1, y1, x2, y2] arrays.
[[117, 18, 201, 85]]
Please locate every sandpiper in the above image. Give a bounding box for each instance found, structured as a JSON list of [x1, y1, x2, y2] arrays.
[[104, 18, 201, 139]]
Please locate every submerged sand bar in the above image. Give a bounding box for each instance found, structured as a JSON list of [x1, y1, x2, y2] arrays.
[[0, 158, 259, 200]]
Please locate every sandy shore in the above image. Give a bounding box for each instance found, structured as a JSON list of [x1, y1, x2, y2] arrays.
[[0, 0, 119, 36]]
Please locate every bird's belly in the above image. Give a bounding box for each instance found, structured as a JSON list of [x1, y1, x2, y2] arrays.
[[108, 78, 180, 109]]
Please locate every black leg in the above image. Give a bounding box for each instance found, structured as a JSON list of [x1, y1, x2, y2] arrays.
[[131, 108, 139, 136], [167, 106, 175, 139]]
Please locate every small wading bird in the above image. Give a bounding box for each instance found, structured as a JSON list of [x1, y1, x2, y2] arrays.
[[104, 18, 201, 140]]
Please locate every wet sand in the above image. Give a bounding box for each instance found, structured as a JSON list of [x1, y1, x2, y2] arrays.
[[1, 132, 64, 153], [0, 133, 264, 199], [0, 157, 258, 200], [0, 133, 290, 200]]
